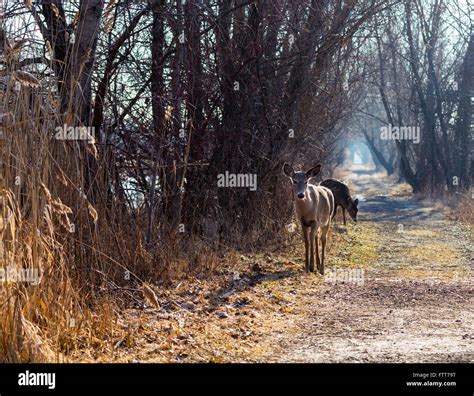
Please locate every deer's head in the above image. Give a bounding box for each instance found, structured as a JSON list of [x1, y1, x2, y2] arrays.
[[347, 198, 359, 221], [283, 164, 321, 200]]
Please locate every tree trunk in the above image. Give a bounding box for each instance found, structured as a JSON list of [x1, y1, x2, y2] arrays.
[[454, 34, 473, 190]]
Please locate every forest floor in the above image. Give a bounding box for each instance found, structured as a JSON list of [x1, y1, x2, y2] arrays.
[[74, 166, 473, 363]]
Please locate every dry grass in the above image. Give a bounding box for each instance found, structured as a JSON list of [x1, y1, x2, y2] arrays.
[[406, 243, 459, 264], [444, 192, 474, 225], [0, 31, 120, 362], [64, 219, 380, 362], [395, 267, 469, 281], [388, 182, 413, 197], [329, 223, 380, 269], [403, 229, 440, 238]]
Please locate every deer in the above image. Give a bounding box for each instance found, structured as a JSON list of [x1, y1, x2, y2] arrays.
[[283, 163, 334, 275], [320, 179, 358, 225]]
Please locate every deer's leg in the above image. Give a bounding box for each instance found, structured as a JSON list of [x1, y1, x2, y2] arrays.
[[302, 225, 310, 273], [332, 205, 338, 222], [320, 225, 329, 275], [342, 207, 346, 225], [309, 225, 318, 272], [314, 227, 320, 272]]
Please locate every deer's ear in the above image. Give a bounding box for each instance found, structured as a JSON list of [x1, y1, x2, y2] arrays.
[[353, 198, 359, 206], [306, 164, 322, 179], [283, 163, 294, 178]]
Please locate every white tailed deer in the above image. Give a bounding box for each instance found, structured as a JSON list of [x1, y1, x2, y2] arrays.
[[283, 164, 334, 274]]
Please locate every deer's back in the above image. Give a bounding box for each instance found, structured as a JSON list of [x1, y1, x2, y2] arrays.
[[320, 179, 351, 207]]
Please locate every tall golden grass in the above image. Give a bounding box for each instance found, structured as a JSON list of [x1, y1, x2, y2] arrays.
[[0, 30, 133, 362]]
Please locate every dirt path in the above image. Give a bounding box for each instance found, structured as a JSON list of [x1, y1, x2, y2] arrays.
[[276, 168, 473, 362], [78, 168, 472, 363]]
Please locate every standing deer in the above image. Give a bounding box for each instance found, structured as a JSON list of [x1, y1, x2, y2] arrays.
[[283, 164, 334, 274]]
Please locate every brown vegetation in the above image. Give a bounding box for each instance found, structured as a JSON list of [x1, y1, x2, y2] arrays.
[[0, 0, 471, 362]]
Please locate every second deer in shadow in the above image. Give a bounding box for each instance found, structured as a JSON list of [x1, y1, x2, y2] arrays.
[[283, 164, 334, 274], [320, 179, 358, 225]]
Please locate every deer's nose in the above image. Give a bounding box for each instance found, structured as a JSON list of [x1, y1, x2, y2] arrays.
[[297, 193, 304, 199]]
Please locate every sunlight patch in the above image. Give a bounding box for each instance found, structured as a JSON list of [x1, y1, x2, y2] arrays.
[[403, 229, 440, 238], [406, 243, 458, 264]]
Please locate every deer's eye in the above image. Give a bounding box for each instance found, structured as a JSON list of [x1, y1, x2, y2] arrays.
[[293, 180, 297, 184]]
